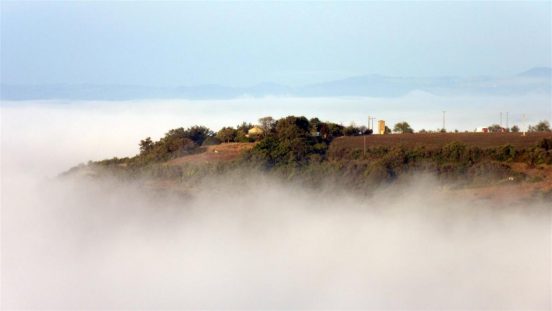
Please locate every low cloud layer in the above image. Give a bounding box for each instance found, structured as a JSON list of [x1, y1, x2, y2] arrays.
[[2, 174, 550, 309]]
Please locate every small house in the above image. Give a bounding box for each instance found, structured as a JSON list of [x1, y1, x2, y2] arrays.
[[247, 126, 264, 137]]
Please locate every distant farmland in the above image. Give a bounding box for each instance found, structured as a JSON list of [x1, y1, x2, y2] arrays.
[[330, 132, 552, 152]]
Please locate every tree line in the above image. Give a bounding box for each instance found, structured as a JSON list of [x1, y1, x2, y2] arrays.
[[102, 117, 551, 168]]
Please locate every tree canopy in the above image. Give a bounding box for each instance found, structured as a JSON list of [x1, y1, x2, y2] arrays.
[[258, 116, 276, 136], [487, 124, 504, 133], [393, 122, 414, 134], [249, 115, 347, 167]]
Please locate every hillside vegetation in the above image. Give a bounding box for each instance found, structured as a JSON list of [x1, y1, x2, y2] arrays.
[[68, 116, 552, 199]]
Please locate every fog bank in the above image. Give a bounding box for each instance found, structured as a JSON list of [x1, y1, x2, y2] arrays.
[[1, 173, 551, 309]]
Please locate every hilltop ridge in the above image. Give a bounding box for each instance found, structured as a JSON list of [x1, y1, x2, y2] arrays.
[[65, 117, 552, 202]]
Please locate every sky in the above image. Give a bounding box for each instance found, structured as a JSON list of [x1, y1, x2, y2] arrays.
[[1, 1, 551, 87]]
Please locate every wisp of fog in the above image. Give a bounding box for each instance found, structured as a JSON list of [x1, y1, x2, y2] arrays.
[[1, 97, 551, 309]]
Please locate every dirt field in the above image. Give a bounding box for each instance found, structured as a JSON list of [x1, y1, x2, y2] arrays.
[[331, 132, 552, 151], [331, 132, 552, 200], [167, 143, 254, 166]]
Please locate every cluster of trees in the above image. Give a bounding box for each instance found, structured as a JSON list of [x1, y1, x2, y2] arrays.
[[215, 116, 373, 143], [132, 115, 371, 166], [486, 124, 507, 133], [393, 120, 552, 134], [137, 126, 213, 163], [485, 121, 551, 133], [249, 116, 358, 167], [216, 122, 256, 143], [528, 121, 551, 132], [127, 117, 551, 168]]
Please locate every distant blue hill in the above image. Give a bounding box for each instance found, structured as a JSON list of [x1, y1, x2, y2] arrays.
[[1, 67, 550, 100], [517, 67, 552, 78]]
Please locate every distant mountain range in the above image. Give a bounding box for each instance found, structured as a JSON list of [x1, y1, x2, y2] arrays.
[[1, 67, 550, 100]]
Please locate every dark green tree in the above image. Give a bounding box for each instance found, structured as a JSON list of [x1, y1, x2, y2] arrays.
[[528, 121, 551, 132], [319, 122, 344, 140], [251, 115, 320, 166], [139, 137, 154, 154], [216, 127, 237, 143], [393, 122, 413, 134], [183, 125, 213, 145], [343, 123, 362, 136]]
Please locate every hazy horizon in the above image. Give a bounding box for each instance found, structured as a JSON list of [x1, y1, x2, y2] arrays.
[[2, 2, 550, 87]]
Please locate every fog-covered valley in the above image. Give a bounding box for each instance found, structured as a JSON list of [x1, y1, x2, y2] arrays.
[[2, 171, 551, 309], [3, 0, 552, 308], [1, 96, 551, 309]]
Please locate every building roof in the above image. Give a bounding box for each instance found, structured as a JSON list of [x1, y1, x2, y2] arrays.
[[248, 126, 264, 135]]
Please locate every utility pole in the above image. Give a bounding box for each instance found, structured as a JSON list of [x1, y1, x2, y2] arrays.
[[522, 114, 526, 136], [371, 117, 375, 131], [506, 112, 509, 131], [363, 135, 366, 156], [442, 111, 446, 132], [364, 116, 369, 156], [500, 112, 503, 127]]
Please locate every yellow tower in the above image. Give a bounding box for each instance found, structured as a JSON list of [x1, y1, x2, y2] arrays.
[[378, 120, 386, 135]]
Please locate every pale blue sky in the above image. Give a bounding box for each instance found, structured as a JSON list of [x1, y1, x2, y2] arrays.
[[1, 1, 550, 87]]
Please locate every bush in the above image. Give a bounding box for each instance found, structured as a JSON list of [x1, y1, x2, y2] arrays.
[[492, 144, 516, 162], [537, 138, 552, 151], [441, 142, 468, 162], [526, 147, 552, 166], [216, 127, 237, 143], [381, 148, 409, 176]]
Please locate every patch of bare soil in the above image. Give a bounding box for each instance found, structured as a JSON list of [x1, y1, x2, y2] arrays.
[[167, 143, 255, 166], [450, 163, 552, 203]]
